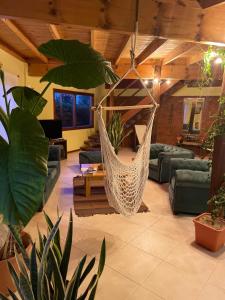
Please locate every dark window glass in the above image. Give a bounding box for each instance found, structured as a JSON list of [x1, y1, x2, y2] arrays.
[[53, 90, 94, 130], [75, 94, 92, 127]]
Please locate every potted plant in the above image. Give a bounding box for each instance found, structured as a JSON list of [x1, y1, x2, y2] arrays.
[[0, 39, 119, 295], [193, 47, 225, 252], [107, 112, 131, 154], [0, 210, 106, 299], [193, 179, 225, 251]]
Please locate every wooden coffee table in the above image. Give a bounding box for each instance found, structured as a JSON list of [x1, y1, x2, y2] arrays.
[[73, 164, 105, 197]]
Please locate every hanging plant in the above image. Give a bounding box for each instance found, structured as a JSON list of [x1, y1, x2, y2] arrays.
[[201, 47, 225, 152]]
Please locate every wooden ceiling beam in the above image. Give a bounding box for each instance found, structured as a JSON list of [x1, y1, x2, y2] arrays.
[[28, 60, 202, 80], [1, 1, 225, 45], [163, 42, 195, 65], [136, 38, 167, 65], [0, 38, 25, 62], [1, 18, 48, 63], [160, 80, 180, 95], [114, 35, 131, 66], [197, 0, 225, 9], [49, 24, 63, 39]]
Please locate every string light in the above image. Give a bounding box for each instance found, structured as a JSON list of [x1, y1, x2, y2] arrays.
[[153, 78, 159, 84], [166, 79, 171, 84], [215, 57, 222, 64], [144, 79, 149, 84], [210, 51, 218, 58]]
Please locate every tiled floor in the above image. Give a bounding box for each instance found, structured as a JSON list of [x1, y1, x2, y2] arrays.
[[26, 149, 225, 300]]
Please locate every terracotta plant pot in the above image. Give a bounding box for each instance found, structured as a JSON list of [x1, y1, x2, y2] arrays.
[[193, 213, 225, 252], [0, 232, 31, 296]]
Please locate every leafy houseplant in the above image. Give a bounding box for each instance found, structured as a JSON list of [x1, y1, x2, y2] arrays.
[[0, 211, 106, 300], [193, 47, 225, 252], [0, 39, 119, 295], [107, 112, 131, 154]]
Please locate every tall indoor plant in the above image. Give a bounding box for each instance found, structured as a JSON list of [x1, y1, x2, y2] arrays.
[[107, 112, 131, 154], [0, 39, 119, 295], [194, 47, 225, 252]]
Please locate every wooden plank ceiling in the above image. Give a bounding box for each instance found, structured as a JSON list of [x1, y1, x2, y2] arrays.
[[0, 0, 224, 83]]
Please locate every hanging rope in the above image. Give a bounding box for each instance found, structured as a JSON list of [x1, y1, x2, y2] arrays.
[[94, 0, 159, 216]]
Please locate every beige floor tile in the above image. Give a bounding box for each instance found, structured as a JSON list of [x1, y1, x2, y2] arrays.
[[208, 261, 225, 289], [150, 215, 193, 242], [196, 284, 225, 300], [143, 261, 203, 300], [165, 243, 217, 283], [126, 286, 163, 300], [124, 212, 160, 227], [106, 244, 162, 284], [130, 228, 178, 260], [72, 224, 127, 257], [96, 266, 138, 300]]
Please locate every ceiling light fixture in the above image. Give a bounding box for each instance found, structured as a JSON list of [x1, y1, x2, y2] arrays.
[[153, 78, 159, 84], [215, 57, 222, 64]]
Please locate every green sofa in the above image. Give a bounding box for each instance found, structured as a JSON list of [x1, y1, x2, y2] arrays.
[[79, 151, 102, 164], [149, 144, 195, 183], [41, 145, 61, 209], [168, 158, 211, 215]]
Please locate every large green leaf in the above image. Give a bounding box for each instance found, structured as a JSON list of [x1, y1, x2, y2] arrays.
[[39, 39, 119, 89], [0, 108, 48, 225], [7, 86, 47, 116]]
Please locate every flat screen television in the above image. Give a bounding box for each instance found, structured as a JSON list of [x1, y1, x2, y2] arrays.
[[39, 119, 62, 140]]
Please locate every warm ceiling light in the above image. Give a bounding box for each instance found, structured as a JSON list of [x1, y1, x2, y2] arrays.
[[215, 57, 222, 64], [153, 78, 159, 84], [210, 51, 217, 58], [166, 79, 171, 84], [144, 79, 148, 84]]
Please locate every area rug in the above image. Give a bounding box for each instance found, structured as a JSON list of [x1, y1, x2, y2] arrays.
[[73, 187, 149, 217]]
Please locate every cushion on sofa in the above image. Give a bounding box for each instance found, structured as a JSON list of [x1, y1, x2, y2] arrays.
[[174, 170, 211, 188], [149, 159, 158, 169]]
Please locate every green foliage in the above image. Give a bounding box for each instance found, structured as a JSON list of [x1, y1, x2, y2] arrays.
[[0, 71, 49, 226], [7, 86, 47, 116], [0, 211, 106, 300], [208, 180, 225, 225], [39, 39, 119, 89], [107, 112, 131, 154], [201, 47, 225, 152]]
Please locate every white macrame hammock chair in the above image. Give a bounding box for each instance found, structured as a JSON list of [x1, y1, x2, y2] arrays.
[[94, 18, 158, 216]]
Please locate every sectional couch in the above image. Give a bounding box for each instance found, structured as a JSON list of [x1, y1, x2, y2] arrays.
[[149, 143, 195, 183], [41, 145, 61, 209]]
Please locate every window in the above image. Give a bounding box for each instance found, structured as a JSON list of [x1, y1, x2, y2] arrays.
[[54, 89, 94, 130], [183, 98, 204, 134]]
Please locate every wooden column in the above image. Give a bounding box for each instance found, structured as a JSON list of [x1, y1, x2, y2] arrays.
[[151, 65, 161, 143], [210, 71, 225, 196]]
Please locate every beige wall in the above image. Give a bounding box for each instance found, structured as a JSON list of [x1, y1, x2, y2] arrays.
[[0, 48, 105, 152], [26, 75, 99, 151]]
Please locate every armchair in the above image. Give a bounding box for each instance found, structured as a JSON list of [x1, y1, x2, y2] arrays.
[[149, 144, 195, 183], [168, 158, 211, 215]]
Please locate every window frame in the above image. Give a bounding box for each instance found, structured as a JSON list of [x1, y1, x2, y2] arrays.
[[53, 89, 94, 131], [182, 97, 205, 135]]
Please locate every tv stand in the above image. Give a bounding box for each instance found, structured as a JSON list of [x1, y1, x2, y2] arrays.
[[50, 138, 67, 159]]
